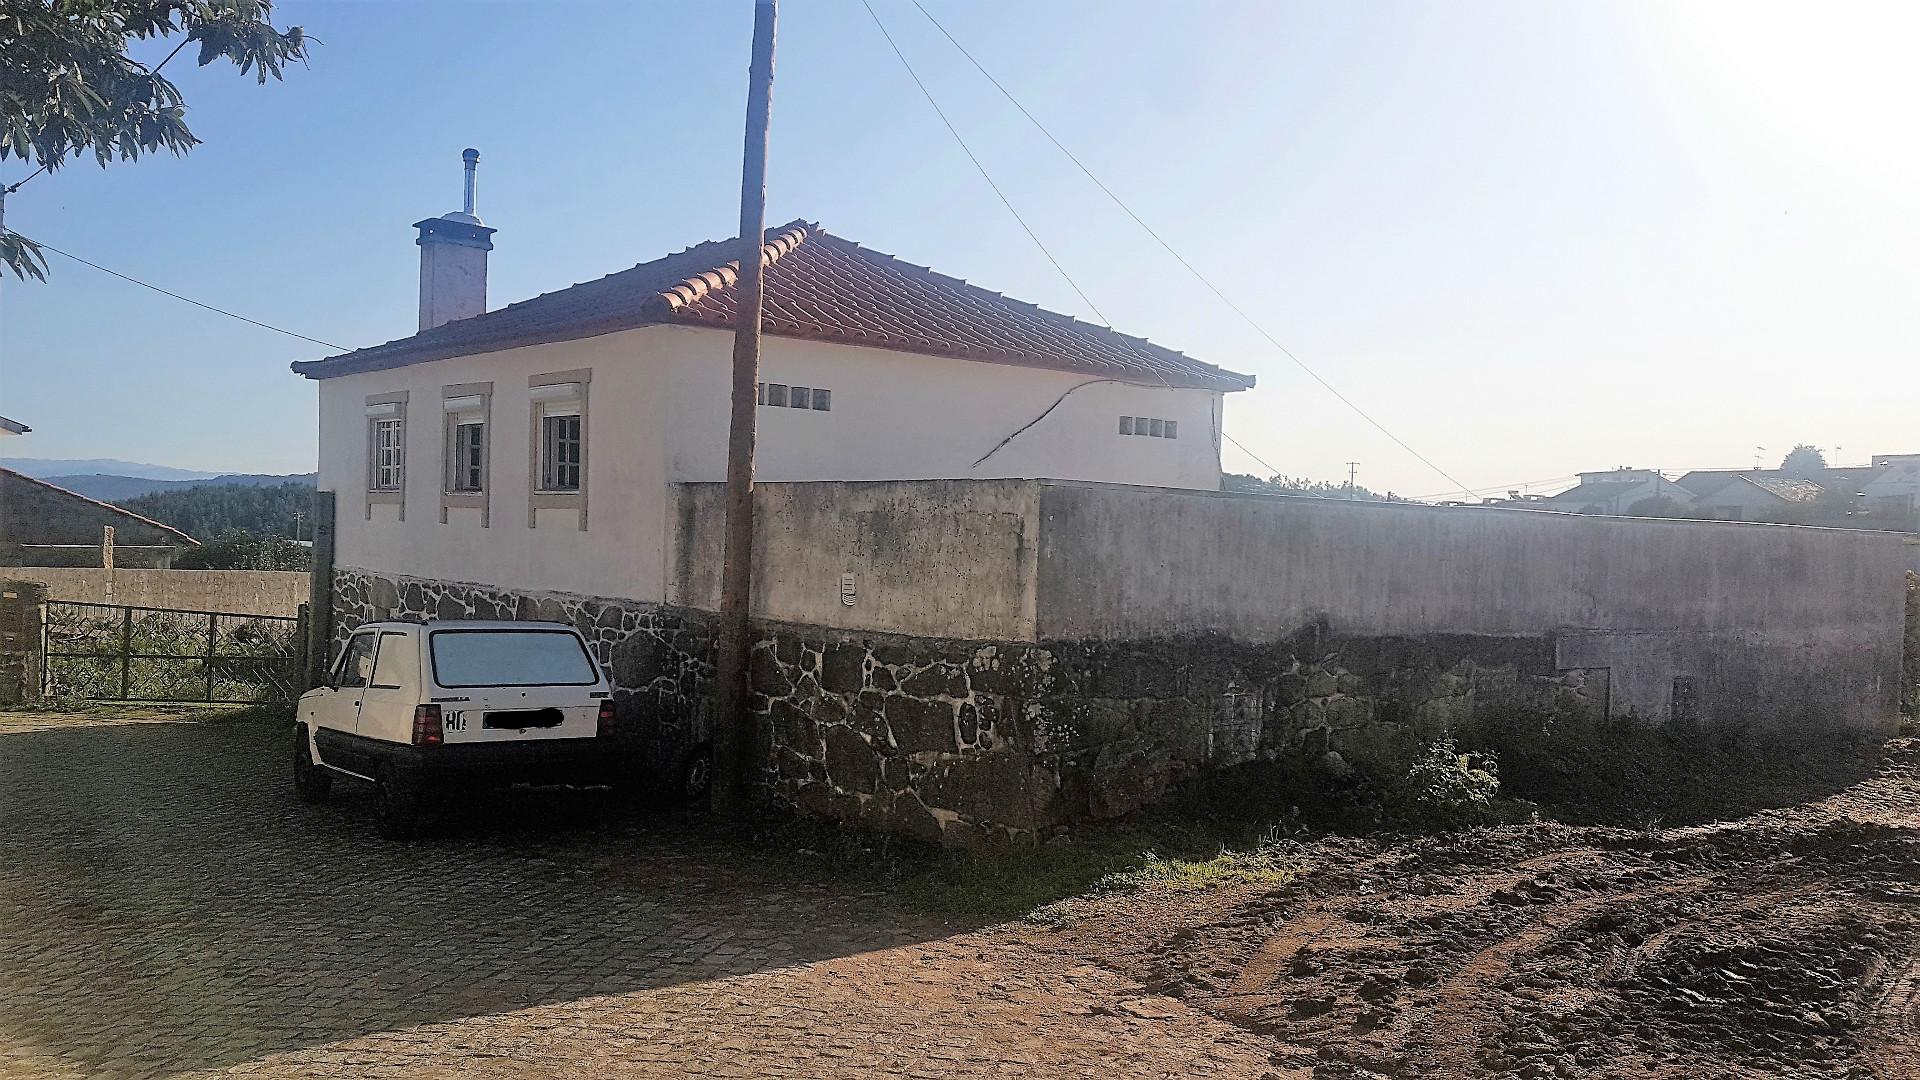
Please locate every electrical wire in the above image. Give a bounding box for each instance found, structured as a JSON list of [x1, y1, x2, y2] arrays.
[[4, 37, 189, 196], [904, 0, 1477, 500], [1, 165, 46, 195], [859, 0, 1109, 326], [1221, 430, 1282, 477], [24, 234, 346, 350]]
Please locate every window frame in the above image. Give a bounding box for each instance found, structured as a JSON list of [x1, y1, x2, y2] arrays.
[[369, 631, 412, 690], [1118, 415, 1179, 439], [438, 382, 492, 526], [540, 411, 583, 492], [371, 419, 405, 488], [527, 369, 590, 530], [364, 392, 409, 520], [757, 381, 831, 411], [333, 631, 378, 690], [449, 419, 486, 492], [427, 628, 601, 690]]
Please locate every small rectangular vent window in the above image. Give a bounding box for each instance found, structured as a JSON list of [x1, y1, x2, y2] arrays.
[[1119, 416, 1178, 439], [757, 382, 831, 412]]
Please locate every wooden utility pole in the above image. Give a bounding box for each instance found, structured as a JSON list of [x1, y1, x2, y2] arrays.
[[711, 0, 778, 817], [304, 491, 336, 690]]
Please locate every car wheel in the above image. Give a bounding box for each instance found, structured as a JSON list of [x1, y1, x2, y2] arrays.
[[680, 745, 714, 806], [292, 726, 333, 804], [375, 765, 420, 841]]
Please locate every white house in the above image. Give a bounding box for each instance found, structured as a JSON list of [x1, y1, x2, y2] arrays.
[[293, 158, 1255, 604]]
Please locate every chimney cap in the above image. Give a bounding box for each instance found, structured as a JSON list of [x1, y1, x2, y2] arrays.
[[439, 147, 484, 226]]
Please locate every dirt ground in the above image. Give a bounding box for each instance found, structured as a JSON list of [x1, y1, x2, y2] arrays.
[[1032, 739, 1920, 1079], [3, 707, 1918, 1078]]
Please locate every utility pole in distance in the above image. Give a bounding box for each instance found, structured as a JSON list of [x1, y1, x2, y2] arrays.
[[711, 0, 778, 818], [1346, 461, 1359, 500]]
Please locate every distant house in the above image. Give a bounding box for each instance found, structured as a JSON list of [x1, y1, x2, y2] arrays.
[[1690, 475, 1824, 521], [0, 468, 198, 568], [1862, 455, 1920, 523], [1529, 468, 1694, 515]]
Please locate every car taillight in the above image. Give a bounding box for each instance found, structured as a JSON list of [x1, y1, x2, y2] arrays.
[[412, 704, 443, 747], [597, 699, 617, 738]]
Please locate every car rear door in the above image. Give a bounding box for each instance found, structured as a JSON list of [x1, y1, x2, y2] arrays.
[[356, 629, 420, 745], [426, 627, 602, 743]]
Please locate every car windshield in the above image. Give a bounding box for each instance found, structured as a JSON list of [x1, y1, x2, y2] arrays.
[[428, 629, 598, 688]]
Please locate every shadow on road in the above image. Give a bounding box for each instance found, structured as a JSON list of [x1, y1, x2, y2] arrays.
[[0, 713, 960, 1078]]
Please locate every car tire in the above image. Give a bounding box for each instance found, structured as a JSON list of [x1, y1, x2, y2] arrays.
[[375, 765, 420, 841], [292, 726, 333, 804], [680, 744, 714, 807]]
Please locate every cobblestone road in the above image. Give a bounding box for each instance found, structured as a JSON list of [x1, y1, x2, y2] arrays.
[[0, 710, 1269, 1079]]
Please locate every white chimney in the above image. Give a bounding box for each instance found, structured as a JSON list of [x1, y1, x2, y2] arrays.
[[413, 148, 496, 331]]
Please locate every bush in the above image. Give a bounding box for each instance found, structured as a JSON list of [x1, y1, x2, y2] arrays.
[[1392, 738, 1508, 827], [173, 530, 312, 571]]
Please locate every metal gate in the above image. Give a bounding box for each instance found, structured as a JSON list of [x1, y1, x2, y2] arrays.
[[42, 601, 305, 704]]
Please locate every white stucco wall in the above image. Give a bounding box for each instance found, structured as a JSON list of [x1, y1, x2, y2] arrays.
[[659, 326, 1225, 489], [315, 323, 1230, 603], [316, 330, 675, 600]]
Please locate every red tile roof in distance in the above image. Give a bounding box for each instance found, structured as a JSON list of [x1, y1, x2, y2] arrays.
[[291, 221, 1254, 392]]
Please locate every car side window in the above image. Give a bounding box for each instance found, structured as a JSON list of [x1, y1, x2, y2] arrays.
[[370, 632, 411, 689], [335, 633, 377, 689]]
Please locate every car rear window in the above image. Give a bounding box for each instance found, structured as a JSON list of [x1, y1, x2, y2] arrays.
[[427, 629, 599, 689]]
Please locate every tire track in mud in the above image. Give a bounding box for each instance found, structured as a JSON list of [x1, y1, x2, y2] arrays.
[[1868, 953, 1920, 1079], [1413, 877, 1707, 1074], [1029, 741, 1920, 1079]]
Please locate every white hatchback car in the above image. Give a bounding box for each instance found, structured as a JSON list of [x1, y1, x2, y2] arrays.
[[294, 620, 623, 838]]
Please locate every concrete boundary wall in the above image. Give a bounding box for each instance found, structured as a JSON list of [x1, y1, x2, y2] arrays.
[[6, 567, 309, 617], [671, 480, 1041, 641], [334, 479, 1911, 844]]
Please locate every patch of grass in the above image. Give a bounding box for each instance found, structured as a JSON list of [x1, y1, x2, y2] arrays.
[[1028, 833, 1302, 927], [657, 810, 1308, 925]]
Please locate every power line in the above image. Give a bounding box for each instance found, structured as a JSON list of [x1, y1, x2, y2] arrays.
[[904, 0, 1477, 500], [1222, 431, 1281, 476], [1408, 473, 1580, 502], [858, 0, 1109, 326], [4, 37, 188, 197], [2, 165, 47, 196], [24, 234, 346, 351]]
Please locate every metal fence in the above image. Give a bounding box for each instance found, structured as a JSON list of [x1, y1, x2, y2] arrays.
[[42, 601, 305, 704]]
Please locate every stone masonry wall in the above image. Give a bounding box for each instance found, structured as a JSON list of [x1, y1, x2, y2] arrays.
[[333, 568, 1599, 846], [0, 580, 47, 706]]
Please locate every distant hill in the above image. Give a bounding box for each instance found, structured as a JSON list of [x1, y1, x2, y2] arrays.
[[40, 472, 317, 503], [0, 457, 220, 482], [119, 480, 320, 542]]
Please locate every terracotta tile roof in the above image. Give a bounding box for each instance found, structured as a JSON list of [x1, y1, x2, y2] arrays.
[[1744, 476, 1825, 503], [291, 221, 1254, 391]]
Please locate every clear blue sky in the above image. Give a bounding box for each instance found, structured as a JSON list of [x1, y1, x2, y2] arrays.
[[2, 0, 1914, 498]]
